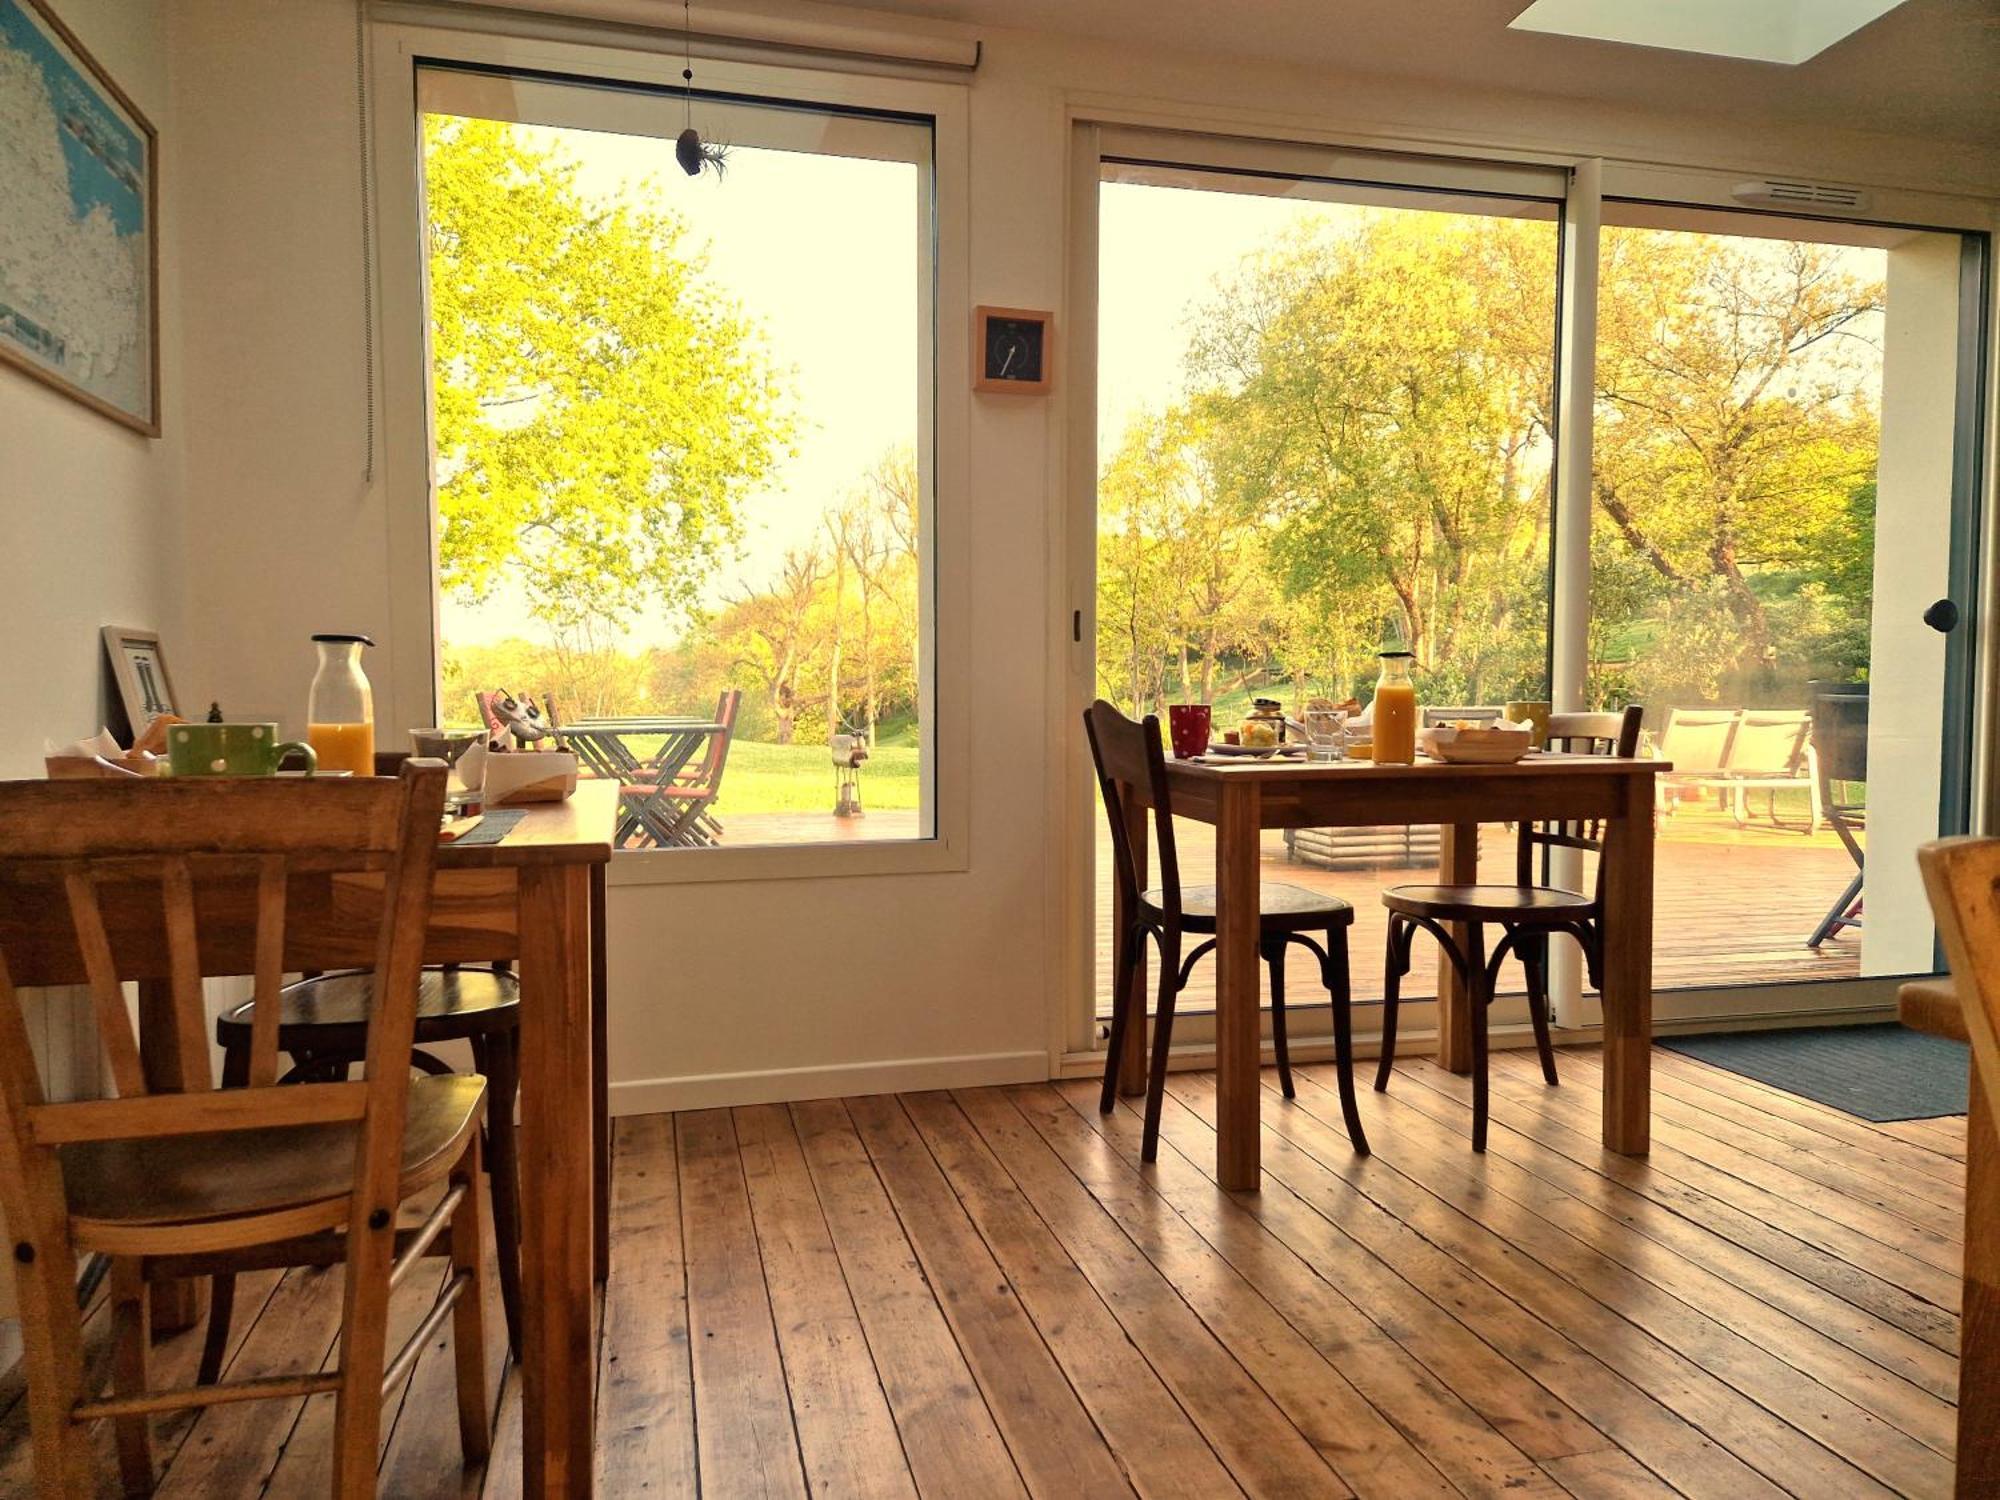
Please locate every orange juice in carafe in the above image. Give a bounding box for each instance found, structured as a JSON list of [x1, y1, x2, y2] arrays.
[[1371, 651, 1418, 764], [307, 633, 377, 775], [308, 721, 375, 776]]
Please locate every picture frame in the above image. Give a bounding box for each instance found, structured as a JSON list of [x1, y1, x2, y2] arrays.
[[0, 0, 161, 436], [973, 305, 1052, 394], [101, 625, 178, 738]]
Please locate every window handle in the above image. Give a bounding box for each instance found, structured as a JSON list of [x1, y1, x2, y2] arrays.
[[1923, 598, 1960, 634]]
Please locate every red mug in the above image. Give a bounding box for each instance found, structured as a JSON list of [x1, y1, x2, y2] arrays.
[[1167, 704, 1212, 759]]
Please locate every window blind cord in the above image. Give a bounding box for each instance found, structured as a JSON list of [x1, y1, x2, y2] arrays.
[[356, 0, 377, 486]]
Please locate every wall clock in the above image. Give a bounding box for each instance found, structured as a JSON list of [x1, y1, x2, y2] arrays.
[[973, 306, 1052, 394]]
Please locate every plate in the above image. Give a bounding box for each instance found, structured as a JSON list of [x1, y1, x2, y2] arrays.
[[1426, 737, 1533, 764], [1201, 742, 1305, 761]]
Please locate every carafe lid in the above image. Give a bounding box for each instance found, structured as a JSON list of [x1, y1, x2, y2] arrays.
[[311, 632, 376, 646]]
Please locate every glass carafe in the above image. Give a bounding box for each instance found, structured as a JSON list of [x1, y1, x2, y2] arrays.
[[307, 633, 377, 776], [1371, 650, 1419, 764]]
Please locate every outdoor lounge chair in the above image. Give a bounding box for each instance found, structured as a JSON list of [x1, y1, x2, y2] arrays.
[[1807, 685, 1868, 947], [1713, 710, 1821, 832], [1653, 708, 1740, 815]]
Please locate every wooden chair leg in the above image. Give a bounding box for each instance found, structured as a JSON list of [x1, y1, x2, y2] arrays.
[[331, 1211, 397, 1497], [479, 1033, 525, 1360], [196, 1271, 236, 1387], [110, 1257, 153, 1498], [1101, 921, 1142, 1114], [1140, 945, 1181, 1164], [1323, 927, 1369, 1156], [1467, 923, 1491, 1153], [1262, 935, 1294, 1101], [1375, 917, 1408, 1093], [1520, 932, 1559, 1085], [449, 1130, 493, 1465]]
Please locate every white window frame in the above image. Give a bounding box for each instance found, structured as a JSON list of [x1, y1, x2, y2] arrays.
[[369, 19, 972, 886]]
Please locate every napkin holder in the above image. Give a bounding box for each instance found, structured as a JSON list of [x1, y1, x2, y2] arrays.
[[479, 748, 578, 806]]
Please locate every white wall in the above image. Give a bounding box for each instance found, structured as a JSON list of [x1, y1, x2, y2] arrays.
[[164, 1, 2000, 1111], [1, 0, 182, 778]]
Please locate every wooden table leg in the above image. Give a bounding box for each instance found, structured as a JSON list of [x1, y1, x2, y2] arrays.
[[1434, 822, 1479, 1075], [518, 864, 598, 1499], [1114, 796, 1149, 1097], [1214, 780, 1263, 1192], [1600, 774, 1654, 1154], [1959, 1068, 2000, 1497], [591, 861, 610, 1284], [135, 979, 205, 1334]]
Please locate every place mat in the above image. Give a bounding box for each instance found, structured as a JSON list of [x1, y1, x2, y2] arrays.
[[450, 810, 527, 846], [1657, 1022, 1969, 1122]]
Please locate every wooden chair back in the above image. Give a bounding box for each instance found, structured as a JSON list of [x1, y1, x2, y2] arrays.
[[1518, 706, 1643, 894], [682, 689, 742, 792], [1084, 700, 1183, 926], [0, 763, 448, 1266], [1811, 685, 1869, 795]]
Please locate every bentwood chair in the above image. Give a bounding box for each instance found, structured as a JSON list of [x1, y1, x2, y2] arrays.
[[1376, 706, 1643, 1150], [1086, 700, 1369, 1162], [0, 763, 491, 1499]]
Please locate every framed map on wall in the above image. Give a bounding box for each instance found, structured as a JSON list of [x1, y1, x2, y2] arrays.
[[0, 0, 158, 435]]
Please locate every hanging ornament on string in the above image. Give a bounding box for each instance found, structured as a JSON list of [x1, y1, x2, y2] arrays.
[[675, 0, 729, 178]]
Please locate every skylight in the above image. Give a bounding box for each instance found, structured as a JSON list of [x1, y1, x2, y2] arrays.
[[1507, 0, 1909, 64]]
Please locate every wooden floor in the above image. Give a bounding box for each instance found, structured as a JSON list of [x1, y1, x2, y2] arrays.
[[0, 1046, 1967, 1498]]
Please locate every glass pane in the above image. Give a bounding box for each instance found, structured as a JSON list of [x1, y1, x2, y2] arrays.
[[418, 71, 933, 851], [1591, 207, 1969, 987], [1094, 162, 1560, 1015]]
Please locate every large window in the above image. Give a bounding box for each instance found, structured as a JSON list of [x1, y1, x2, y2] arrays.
[[416, 67, 935, 851]]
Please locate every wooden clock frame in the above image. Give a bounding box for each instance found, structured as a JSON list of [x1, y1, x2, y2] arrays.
[[973, 306, 1053, 394]]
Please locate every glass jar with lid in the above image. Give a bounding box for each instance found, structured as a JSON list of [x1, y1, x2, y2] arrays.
[[307, 632, 376, 776]]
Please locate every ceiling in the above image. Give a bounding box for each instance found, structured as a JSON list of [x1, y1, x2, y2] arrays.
[[815, 0, 2000, 147]]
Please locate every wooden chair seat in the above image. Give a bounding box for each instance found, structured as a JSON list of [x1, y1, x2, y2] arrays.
[[1899, 977, 1966, 1043], [1383, 884, 1595, 923], [63, 1076, 486, 1252], [217, 968, 518, 1054], [1143, 883, 1355, 933]]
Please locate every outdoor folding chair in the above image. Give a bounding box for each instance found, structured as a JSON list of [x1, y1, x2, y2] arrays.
[[1808, 686, 1868, 947]]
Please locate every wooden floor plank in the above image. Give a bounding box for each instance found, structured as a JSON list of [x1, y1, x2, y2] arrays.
[[888, 1091, 1249, 1500], [1381, 1058, 1959, 1403], [1, 1046, 1972, 1500], [1145, 1080, 1783, 1500], [1455, 1052, 1961, 1357], [1474, 1050, 1963, 1315], [1019, 1080, 1574, 1499], [593, 1112, 698, 1497], [1645, 1048, 1966, 1194], [676, 1107, 809, 1500], [790, 1098, 1028, 1500], [841, 1092, 1136, 1499], [733, 1102, 919, 1500], [1558, 1050, 1964, 1240], [951, 1085, 1433, 1498], [1303, 1069, 1956, 1490], [1175, 1072, 1879, 1500]]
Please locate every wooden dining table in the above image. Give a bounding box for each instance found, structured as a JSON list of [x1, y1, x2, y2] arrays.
[[1112, 753, 1668, 1191], [2, 778, 617, 1499]]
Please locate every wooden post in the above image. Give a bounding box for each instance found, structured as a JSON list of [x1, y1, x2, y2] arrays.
[[1599, 771, 1654, 1154], [1213, 779, 1262, 1192], [591, 861, 611, 1283], [517, 864, 598, 1498], [1434, 822, 1479, 1074]]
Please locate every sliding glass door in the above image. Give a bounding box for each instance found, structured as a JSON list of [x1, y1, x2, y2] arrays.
[[1591, 203, 1983, 1005], [1088, 137, 1566, 1032], [1073, 126, 1988, 1055]]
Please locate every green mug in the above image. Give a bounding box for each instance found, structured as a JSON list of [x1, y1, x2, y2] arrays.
[[166, 722, 317, 778]]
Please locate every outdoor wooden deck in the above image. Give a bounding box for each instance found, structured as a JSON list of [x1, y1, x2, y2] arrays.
[[6, 1047, 1964, 1497]]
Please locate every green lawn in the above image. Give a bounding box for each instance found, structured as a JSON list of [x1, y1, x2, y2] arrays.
[[619, 736, 921, 815]]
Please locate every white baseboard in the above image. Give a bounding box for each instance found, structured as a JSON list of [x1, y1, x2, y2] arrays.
[[607, 1049, 1051, 1115]]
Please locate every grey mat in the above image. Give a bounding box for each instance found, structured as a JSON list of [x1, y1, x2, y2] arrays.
[[1656, 1022, 1968, 1122]]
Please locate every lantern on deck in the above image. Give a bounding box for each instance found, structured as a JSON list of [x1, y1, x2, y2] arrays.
[[831, 733, 869, 818]]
